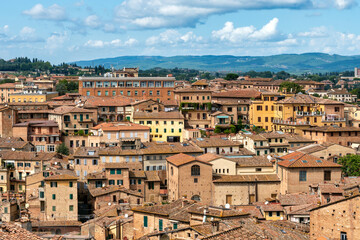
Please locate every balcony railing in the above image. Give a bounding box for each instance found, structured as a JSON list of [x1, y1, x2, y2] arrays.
[[296, 111, 325, 117], [273, 119, 310, 125], [322, 117, 346, 122]]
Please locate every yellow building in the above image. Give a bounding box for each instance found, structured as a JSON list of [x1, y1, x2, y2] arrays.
[[249, 91, 284, 131], [262, 204, 285, 221], [273, 94, 346, 134], [10, 90, 58, 103], [132, 111, 184, 142]]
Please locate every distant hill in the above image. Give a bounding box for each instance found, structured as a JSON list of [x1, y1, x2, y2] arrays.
[[72, 53, 360, 74]]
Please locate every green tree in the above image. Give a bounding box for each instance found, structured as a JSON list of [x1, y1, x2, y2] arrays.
[[339, 155, 360, 176], [312, 93, 320, 97], [224, 73, 239, 80], [56, 143, 69, 156], [230, 125, 237, 133], [214, 126, 222, 133], [279, 81, 304, 93], [224, 129, 230, 134]]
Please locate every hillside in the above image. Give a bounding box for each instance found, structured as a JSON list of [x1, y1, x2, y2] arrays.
[[72, 53, 360, 74]]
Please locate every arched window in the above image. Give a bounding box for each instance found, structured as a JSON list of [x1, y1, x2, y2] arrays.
[[191, 195, 201, 201], [191, 165, 200, 176]]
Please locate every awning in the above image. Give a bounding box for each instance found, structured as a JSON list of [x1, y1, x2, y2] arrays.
[[217, 116, 229, 119]]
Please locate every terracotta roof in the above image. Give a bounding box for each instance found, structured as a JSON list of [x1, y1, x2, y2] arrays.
[[212, 89, 261, 99], [234, 205, 264, 219], [91, 122, 150, 131], [161, 99, 178, 106], [186, 205, 248, 218], [50, 106, 93, 114], [233, 156, 273, 167], [132, 199, 196, 221], [0, 137, 31, 149], [86, 171, 106, 180], [81, 95, 134, 107], [13, 120, 58, 128], [44, 173, 78, 181], [166, 153, 212, 167], [261, 203, 284, 212], [99, 142, 202, 156], [89, 185, 143, 198], [71, 147, 100, 158], [285, 203, 318, 216], [195, 153, 222, 162], [0, 83, 17, 88], [213, 174, 280, 183], [278, 151, 342, 168], [192, 79, 209, 86], [277, 94, 343, 105], [303, 125, 360, 132], [129, 171, 146, 178], [145, 171, 161, 182], [310, 194, 360, 212], [174, 88, 212, 93], [104, 162, 129, 169], [133, 111, 184, 119], [278, 193, 319, 206], [190, 138, 239, 148], [31, 220, 82, 227], [284, 133, 316, 143], [0, 222, 44, 240], [0, 151, 57, 161], [246, 134, 267, 141]]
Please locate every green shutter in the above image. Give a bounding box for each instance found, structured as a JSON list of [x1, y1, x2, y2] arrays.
[[173, 223, 178, 230], [110, 169, 115, 175], [52, 194, 56, 200], [117, 169, 121, 174], [70, 194, 73, 200], [159, 219, 163, 231], [144, 216, 148, 227]]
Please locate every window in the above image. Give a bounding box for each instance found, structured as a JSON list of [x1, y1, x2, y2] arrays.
[[191, 165, 200, 176], [144, 216, 148, 227], [324, 171, 331, 181], [257, 106, 262, 111], [109, 180, 115, 185], [117, 180, 123, 185], [258, 117, 261, 122], [173, 223, 178, 230], [50, 182, 57, 188], [256, 168, 262, 172], [159, 219, 163, 231], [52, 194, 56, 200], [47, 145, 55, 152], [276, 211, 281, 216], [69, 205, 74, 211], [299, 171, 307, 181], [194, 178, 198, 183], [110, 169, 115, 175], [70, 194, 73, 199], [52, 206, 56, 211], [148, 182, 154, 190], [4, 207, 8, 214], [117, 169, 122, 174], [269, 211, 273, 217], [39, 192, 44, 198], [138, 179, 141, 184], [93, 159, 98, 165], [69, 182, 73, 187]]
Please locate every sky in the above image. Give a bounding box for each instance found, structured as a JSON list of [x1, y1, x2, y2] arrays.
[[0, 0, 360, 64]]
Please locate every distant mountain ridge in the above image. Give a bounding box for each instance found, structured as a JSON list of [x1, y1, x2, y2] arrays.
[[72, 53, 360, 74]]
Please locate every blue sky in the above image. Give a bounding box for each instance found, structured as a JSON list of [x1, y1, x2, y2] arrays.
[[0, 0, 360, 64]]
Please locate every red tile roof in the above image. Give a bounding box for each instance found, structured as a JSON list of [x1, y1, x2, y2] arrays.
[[278, 151, 341, 168], [166, 153, 212, 167], [92, 122, 150, 131]]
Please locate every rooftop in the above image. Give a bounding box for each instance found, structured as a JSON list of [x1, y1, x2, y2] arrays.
[[278, 151, 341, 168], [133, 111, 184, 120], [213, 174, 280, 183], [92, 122, 150, 131], [166, 153, 212, 167]]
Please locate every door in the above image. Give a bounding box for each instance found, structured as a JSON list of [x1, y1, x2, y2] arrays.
[[249, 194, 255, 203], [226, 195, 232, 205]]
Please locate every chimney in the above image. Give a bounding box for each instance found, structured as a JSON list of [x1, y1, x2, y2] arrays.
[[211, 221, 220, 233]]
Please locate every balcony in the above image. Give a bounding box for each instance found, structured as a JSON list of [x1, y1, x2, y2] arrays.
[[322, 116, 346, 122], [296, 111, 325, 117], [273, 119, 310, 126]]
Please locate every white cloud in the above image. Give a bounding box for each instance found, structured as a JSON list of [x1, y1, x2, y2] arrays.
[[114, 0, 353, 30], [298, 26, 328, 37], [334, 0, 357, 9], [84, 15, 102, 28], [2, 25, 9, 32], [85, 38, 139, 48], [46, 32, 68, 50], [212, 18, 280, 43], [146, 30, 203, 46], [20, 27, 36, 37], [23, 4, 66, 21]]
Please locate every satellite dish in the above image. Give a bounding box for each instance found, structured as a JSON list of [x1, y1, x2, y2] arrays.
[[225, 204, 230, 209], [25, 203, 29, 209], [108, 202, 111, 206], [265, 201, 269, 205]]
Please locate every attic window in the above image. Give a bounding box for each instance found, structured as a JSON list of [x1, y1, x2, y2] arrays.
[[316, 160, 322, 163], [302, 160, 308, 163]]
